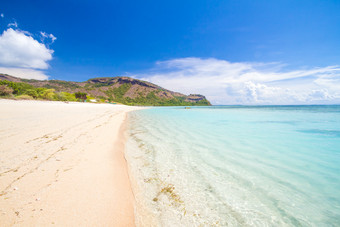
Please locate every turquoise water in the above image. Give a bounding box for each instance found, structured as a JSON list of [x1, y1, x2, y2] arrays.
[[125, 106, 340, 226]]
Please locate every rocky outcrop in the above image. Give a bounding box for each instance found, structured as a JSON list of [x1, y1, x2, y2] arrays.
[[185, 94, 209, 102], [0, 74, 22, 82]]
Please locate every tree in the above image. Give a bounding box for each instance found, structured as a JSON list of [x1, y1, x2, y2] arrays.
[[0, 85, 14, 96], [75, 92, 87, 100], [40, 89, 55, 100], [24, 89, 38, 99]]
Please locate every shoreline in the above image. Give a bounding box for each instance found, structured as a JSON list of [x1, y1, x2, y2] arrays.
[[124, 113, 157, 227], [0, 99, 141, 226]]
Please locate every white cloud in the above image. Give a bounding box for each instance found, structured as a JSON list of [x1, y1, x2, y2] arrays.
[[0, 13, 4, 18], [40, 31, 57, 43], [0, 67, 48, 80], [8, 21, 18, 28], [0, 27, 55, 80], [308, 89, 334, 101], [134, 57, 340, 104], [0, 28, 53, 69], [50, 34, 57, 42]]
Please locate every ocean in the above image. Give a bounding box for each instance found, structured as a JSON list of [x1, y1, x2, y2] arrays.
[[125, 106, 340, 226]]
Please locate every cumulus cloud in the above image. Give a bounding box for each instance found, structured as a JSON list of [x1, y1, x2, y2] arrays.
[[134, 58, 340, 104], [308, 89, 334, 101], [0, 67, 48, 80], [0, 28, 53, 69], [0, 28, 55, 80]]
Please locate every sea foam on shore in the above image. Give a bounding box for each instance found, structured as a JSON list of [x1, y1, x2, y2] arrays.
[[125, 106, 340, 226]]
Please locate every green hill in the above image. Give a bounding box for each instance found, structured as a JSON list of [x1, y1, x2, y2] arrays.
[[0, 74, 211, 106]]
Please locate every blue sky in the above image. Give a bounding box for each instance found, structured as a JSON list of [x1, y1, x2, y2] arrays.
[[0, 0, 340, 104]]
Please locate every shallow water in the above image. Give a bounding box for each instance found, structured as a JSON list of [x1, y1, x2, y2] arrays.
[[125, 106, 340, 226]]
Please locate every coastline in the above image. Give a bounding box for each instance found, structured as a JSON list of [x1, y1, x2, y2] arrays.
[[0, 99, 141, 226], [123, 106, 340, 226], [124, 113, 157, 227]]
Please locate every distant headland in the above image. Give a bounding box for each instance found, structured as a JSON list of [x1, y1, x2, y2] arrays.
[[0, 74, 211, 106]]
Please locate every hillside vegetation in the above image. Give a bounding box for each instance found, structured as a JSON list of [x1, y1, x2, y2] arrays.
[[0, 74, 211, 106]]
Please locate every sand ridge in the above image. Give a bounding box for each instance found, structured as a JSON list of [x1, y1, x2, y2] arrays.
[[0, 100, 142, 226]]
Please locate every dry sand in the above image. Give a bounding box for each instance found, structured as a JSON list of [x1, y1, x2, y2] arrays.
[[0, 99, 141, 226]]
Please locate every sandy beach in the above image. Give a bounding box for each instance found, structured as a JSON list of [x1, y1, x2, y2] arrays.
[[0, 99, 141, 226]]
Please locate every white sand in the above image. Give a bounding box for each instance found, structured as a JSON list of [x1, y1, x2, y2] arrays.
[[0, 99, 141, 226]]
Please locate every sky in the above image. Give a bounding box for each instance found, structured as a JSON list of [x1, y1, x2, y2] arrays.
[[0, 0, 340, 104]]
